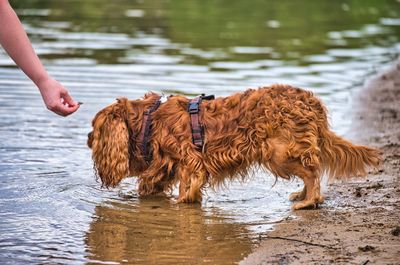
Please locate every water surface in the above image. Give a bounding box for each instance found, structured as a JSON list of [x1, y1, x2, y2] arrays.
[[0, 0, 399, 264]]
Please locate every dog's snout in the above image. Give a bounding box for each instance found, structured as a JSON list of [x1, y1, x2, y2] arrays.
[[87, 131, 93, 148]]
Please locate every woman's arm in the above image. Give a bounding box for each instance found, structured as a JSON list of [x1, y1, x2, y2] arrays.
[[0, 0, 79, 116]]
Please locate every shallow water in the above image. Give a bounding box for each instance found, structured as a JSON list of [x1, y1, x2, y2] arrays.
[[0, 0, 399, 264]]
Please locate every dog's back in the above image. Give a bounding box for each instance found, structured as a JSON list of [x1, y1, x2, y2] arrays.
[[202, 85, 327, 181]]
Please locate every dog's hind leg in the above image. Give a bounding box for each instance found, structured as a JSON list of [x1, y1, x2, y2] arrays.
[[267, 139, 324, 209], [291, 167, 324, 210], [289, 186, 307, 202], [289, 184, 325, 204], [276, 161, 324, 209]]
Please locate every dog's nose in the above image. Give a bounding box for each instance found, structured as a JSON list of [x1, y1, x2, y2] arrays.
[[87, 132, 93, 148]]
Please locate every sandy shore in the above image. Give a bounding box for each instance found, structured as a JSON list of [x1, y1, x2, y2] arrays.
[[241, 61, 400, 265]]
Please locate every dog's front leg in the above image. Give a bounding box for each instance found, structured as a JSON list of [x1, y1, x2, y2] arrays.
[[176, 164, 206, 203]]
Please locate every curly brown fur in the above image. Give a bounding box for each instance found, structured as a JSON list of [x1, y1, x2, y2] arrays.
[[87, 85, 381, 210]]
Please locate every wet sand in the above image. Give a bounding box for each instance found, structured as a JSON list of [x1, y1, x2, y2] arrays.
[[241, 61, 400, 265]]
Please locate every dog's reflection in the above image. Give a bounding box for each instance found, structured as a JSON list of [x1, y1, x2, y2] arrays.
[[85, 196, 253, 264]]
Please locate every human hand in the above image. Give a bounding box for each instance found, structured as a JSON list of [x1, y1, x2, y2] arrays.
[[36, 77, 80, 116]]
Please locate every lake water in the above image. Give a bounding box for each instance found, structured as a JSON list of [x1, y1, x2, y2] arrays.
[[0, 0, 399, 264]]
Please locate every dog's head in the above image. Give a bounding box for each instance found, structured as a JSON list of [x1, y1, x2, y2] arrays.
[[87, 98, 131, 188], [88, 93, 162, 188]]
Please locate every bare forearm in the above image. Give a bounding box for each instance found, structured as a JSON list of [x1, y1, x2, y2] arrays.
[[0, 0, 79, 116], [0, 0, 48, 84]]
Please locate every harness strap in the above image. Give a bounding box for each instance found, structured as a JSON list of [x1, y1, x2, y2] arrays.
[[189, 96, 203, 149], [188, 94, 215, 150], [137, 97, 161, 162]]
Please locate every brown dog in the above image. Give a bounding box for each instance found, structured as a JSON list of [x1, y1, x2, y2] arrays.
[[87, 85, 380, 210]]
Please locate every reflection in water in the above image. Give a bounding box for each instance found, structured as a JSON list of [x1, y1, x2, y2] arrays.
[[0, 0, 399, 264], [85, 197, 253, 264]]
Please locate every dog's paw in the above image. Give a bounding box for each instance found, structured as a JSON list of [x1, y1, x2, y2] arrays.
[[292, 200, 318, 210]]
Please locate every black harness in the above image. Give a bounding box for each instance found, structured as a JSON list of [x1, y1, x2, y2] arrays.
[[137, 96, 161, 162], [137, 94, 214, 163]]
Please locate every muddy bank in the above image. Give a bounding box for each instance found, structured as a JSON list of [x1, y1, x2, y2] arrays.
[[241, 61, 400, 265]]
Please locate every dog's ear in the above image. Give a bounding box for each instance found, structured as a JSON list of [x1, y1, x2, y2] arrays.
[[90, 102, 129, 188]]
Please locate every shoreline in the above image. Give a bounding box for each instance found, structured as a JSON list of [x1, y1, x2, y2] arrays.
[[240, 61, 400, 264]]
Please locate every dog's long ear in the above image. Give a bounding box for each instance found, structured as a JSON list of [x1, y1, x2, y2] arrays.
[[90, 100, 130, 188]]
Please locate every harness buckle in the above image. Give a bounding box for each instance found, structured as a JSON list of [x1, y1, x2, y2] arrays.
[[188, 102, 199, 113]]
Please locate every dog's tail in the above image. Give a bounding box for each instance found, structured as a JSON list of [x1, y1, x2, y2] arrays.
[[319, 129, 381, 180]]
